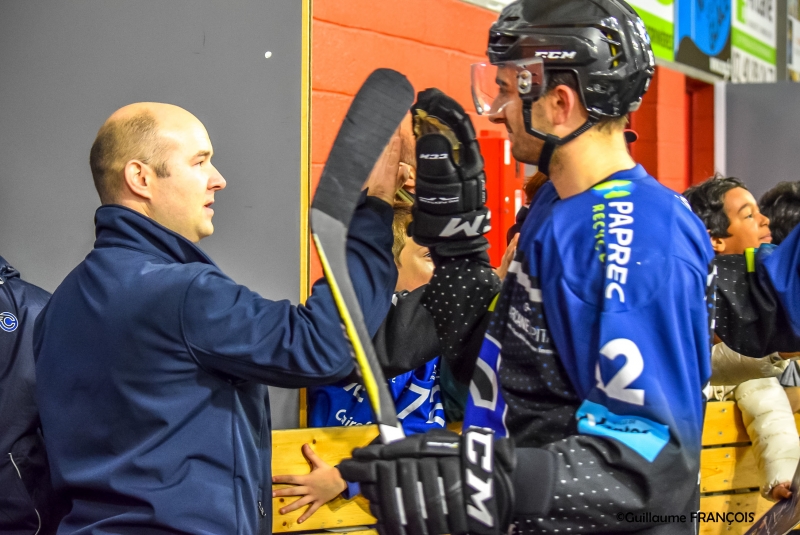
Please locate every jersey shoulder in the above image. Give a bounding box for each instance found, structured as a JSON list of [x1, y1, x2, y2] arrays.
[[546, 173, 711, 309]]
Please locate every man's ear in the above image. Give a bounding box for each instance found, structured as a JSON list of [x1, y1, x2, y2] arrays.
[[547, 84, 581, 128], [122, 160, 155, 200]]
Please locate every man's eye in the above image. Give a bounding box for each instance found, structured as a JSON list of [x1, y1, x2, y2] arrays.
[[423, 251, 432, 258]]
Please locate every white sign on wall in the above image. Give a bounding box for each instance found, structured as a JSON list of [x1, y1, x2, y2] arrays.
[[731, 0, 777, 82], [789, 0, 800, 80]]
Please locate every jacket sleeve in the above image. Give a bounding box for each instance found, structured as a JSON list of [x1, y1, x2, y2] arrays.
[[181, 196, 397, 387], [420, 251, 501, 385], [710, 343, 786, 385], [510, 438, 701, 533], [714, 237, 800, 356], [372, 287, 441, 378]]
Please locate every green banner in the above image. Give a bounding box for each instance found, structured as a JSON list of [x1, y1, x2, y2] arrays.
[[637, 9, 675, 61], [732, 28, 777, 64]]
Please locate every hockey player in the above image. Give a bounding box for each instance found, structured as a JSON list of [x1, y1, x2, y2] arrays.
[[339, 1, 715, 534]]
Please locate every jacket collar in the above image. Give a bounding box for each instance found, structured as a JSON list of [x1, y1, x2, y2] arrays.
[[0, 256, 19, 283], [94, 205, 217, 267]]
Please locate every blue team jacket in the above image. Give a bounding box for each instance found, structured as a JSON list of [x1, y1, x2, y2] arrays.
[[0, 257, 57, 534], [33, 200, 396, 535]]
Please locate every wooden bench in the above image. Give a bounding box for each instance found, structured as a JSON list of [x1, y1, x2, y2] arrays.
[[272, 425, 379, 534], [272, 403, 800, 534], [700, 401, 800, 535]]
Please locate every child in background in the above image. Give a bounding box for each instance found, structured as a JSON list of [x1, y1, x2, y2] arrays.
[[684, 175, 800, 501]]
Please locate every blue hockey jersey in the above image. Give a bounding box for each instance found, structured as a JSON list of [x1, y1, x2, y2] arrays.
[[309, 357, 445, 435], [463, 165, 715, 533]]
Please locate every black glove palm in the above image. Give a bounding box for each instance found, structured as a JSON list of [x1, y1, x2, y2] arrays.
[[410, 88, 490, 257], [338, 428, 515, 535]]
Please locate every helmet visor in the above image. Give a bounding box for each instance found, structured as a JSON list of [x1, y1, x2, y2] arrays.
[[471, 59, 546, 115]]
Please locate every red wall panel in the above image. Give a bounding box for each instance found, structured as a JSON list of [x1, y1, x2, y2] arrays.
[[310, 0, 504, 282]]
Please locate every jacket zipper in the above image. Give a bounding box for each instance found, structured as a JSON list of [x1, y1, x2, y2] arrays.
[[9, 453, 41, 535], [258, 500, 266, 517]]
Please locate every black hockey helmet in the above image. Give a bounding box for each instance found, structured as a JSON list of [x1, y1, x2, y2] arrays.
[[471, 0, 655, 173]]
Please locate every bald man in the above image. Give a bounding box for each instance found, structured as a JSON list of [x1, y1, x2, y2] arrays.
[[33, 103, 402, 534]]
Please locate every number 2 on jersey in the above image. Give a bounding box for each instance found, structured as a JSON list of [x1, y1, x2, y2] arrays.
[[595, 338, 645, 406]]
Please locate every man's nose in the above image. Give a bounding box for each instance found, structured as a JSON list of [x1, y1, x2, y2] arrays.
[[487, 102, 508, 124], [209, 165, 226, 191]]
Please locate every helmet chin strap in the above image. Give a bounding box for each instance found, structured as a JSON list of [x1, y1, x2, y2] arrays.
[[521, 100, 599, 176]]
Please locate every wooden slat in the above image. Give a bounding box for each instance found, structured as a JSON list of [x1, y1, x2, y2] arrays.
[[702, 401, 800, 446], [701, 446, 760, 493], [702, 402, 749, 446], [699, 492, 773, 535], [271, 423, 462, 533]]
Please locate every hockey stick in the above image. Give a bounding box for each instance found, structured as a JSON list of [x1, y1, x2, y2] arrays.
[[310, 68, 414, 444]]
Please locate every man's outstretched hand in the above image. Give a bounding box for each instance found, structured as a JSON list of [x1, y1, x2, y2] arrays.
[[364, 118, 410, 205], [338, 428, 515, 535]]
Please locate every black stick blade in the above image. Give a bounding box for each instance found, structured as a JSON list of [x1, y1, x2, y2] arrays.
[[312, 68, 414, 227], [310, 69, 413, 443]]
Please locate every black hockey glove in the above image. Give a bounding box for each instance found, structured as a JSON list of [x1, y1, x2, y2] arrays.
[[338, 427, 514, 535], [409, 88, 490, 257]]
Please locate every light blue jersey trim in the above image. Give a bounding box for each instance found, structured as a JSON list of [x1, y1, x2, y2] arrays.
[[576, 400, 670, 462]]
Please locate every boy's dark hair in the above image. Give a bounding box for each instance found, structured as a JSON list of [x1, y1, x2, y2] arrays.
[[682, 175, 747, 238], [760, 181, 800, 245]]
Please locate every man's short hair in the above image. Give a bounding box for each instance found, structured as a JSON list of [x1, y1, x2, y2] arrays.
[[682, 175, 747, 238], [89, 112, 172, 204], [546, 71, 627, 133], [392, 200, 413, 265], [760, 181, 800, 245]]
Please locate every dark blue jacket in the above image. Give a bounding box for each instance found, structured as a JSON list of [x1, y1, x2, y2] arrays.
[[33, 199, 396, 534], [0, 256, 60, 534]]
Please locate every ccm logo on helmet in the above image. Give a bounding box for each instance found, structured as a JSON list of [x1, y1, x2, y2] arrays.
[[535, 50, 577, 59]]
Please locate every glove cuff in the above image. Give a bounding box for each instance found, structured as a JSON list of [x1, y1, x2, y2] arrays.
[[513, 447, 557, 516], [461, 428, 514, 534]]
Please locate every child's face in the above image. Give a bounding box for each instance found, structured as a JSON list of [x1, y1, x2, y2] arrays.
[[395, 238, 434, 292], [713, 187, 772, 255]]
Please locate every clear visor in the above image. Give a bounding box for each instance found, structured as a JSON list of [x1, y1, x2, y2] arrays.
[[470, 59, 546, 115]]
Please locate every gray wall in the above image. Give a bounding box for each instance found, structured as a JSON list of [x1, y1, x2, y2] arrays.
[[721, 82, 800, 200], [0, 0, 305, 428]]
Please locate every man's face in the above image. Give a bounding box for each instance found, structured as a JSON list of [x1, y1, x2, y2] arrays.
[[487, 65, 545, 165], [149, 117, 226, 243], [716, 187, 772, 255], [395, 237, 434, 292]]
